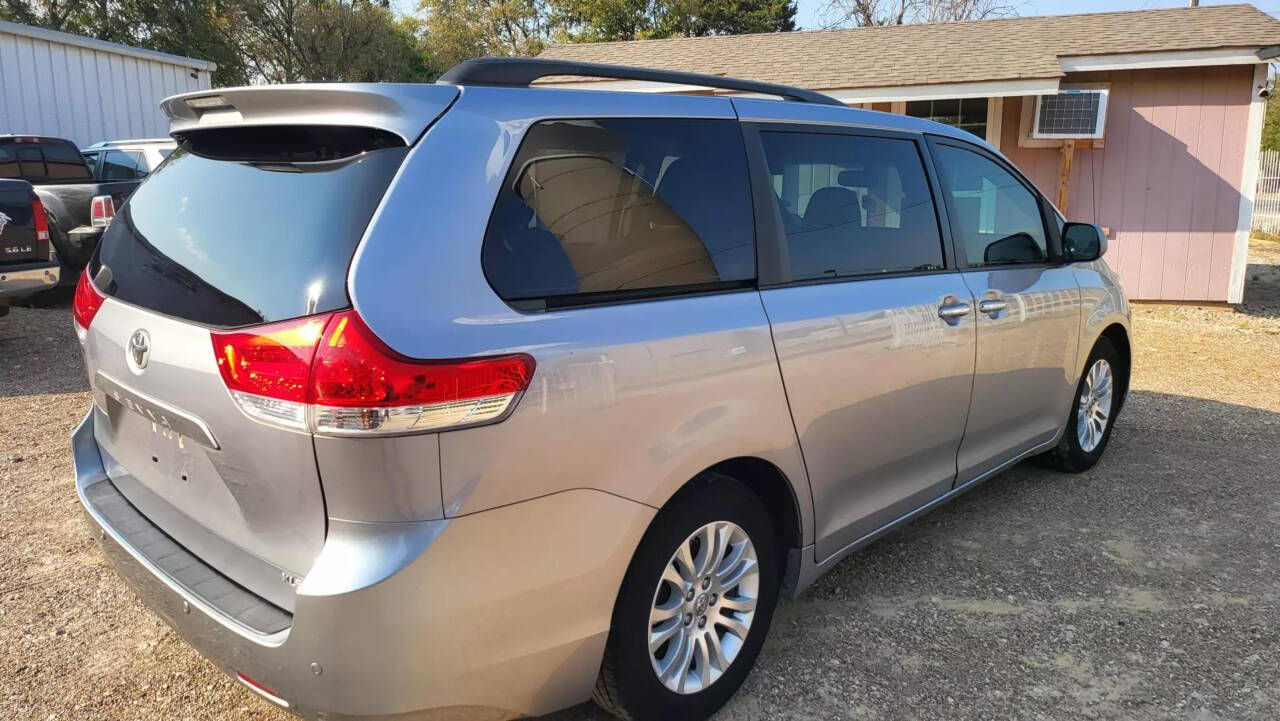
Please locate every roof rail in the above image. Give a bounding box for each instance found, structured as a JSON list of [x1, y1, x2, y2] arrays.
[[438, 57, 845, 107]]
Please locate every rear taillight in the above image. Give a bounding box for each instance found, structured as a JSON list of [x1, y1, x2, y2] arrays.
[[31, 196, 49, 242], [90, 195, 115, 227], [212, 315, 328, 429], [310, 311, 535, 434], [211, 310, 534, 435], [72, 271, 106, 342]]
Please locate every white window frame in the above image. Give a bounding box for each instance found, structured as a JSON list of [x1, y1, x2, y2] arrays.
[[1031, 85, 1109, 140]]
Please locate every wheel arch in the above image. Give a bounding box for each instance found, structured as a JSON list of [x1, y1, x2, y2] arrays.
[[1096, 322, 1132, 413], [643, 456, 808, 599], [703, 457, 804, 555]]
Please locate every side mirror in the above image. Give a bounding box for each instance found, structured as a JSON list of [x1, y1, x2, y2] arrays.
[[1062, 222, 1107, 262]]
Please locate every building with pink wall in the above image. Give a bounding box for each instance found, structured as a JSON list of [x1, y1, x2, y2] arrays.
[[538, 4, 1280, 303]]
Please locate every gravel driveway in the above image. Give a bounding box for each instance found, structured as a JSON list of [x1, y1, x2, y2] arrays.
[[2, 238, 1278, 721]]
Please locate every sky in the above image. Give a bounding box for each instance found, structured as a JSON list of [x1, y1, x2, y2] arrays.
[[794, 0, 1280, 29]]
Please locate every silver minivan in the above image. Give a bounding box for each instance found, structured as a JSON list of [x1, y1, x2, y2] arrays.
[[70, 58, 1131, 721]]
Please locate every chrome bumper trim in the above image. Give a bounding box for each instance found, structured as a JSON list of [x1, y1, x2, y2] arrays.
[[0, 263, 59, 298]]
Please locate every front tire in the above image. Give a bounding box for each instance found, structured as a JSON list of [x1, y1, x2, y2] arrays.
[[1043, 336, 1121, 472], [593, 473, 780, 721]]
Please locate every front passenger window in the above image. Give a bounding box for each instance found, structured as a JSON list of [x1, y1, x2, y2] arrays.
[[934, 144, 1048, 267]]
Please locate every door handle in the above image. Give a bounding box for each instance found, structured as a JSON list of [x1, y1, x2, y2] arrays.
[[937, 302, 972, 320], [979, 299, 1008, 315]]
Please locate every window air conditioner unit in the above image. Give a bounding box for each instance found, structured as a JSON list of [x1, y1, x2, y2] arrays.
[[1032, 87, 1108, 140]]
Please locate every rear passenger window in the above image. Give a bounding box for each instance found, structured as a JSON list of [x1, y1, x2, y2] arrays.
[[101, 150, 143, 180], [483, 118, 754, 305], [933, 143, 1048, 267], [758, 132, 944, 281]]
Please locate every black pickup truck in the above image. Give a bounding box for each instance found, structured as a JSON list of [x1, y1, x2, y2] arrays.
[[0, 135, 140, 276], [0, 179, 61, 317]]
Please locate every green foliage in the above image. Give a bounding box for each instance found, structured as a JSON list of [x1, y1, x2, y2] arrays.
[[2, 0, 799, 86], [1263, 95, 1280, 153], [418, 0, 549, 72], [550, 0, 796, 42], [2, 0, 435, 86]]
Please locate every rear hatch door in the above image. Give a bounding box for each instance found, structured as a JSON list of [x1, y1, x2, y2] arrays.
[[82, 87, 455, 607]]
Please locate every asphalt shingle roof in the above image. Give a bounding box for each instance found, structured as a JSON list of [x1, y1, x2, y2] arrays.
[[537, 4, 1280, 90]]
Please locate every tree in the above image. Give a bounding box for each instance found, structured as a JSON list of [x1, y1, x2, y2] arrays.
[[2, 0, 434, 85], [551, 0, 795, 42], [417, 0, 549, 72], [817, 0, 1016, 29], [293, 3, 434, 82], [1263, 95, 1280, 153], [117, 0, 253, 85]]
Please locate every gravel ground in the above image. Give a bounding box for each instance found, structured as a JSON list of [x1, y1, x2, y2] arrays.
[[2, 238, 1278, 721]]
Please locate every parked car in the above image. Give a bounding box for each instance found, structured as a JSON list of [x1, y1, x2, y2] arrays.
[[69, 59, 1132, 721], [81, 138, 177, 181], [0, 135, 140, 277], [0, 179, 60, 316]]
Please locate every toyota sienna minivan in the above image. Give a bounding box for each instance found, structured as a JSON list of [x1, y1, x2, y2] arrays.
[[70, 58, 1131, 721]]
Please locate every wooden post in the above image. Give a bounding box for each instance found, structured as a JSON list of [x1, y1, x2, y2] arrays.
[[1057, 140, 1076, 215]]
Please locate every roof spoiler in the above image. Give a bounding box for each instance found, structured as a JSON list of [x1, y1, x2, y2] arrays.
[[439, 57, 845, 106], [161, 84, 460, 145]]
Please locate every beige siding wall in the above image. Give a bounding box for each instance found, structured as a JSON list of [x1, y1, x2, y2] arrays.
[[1001, 66, 1254, 302]]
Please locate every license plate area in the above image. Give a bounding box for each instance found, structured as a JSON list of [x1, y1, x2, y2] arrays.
[[94, 371, 220, 450]]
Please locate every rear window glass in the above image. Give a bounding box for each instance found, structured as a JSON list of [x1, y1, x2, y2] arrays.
[[0, 142, 91, 182], [93, 136, 406, 327], [482, 118, 754, 306]]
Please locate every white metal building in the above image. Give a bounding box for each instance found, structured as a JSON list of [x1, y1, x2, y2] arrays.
[[0, 20, 215, 149]]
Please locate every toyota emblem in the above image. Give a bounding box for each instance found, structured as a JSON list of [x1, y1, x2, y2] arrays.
[[128, 329, 151, 371]]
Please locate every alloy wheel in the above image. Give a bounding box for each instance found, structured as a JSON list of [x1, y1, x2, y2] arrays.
[[647, 521, 760, 694], [1076, 358, 1114, 453]]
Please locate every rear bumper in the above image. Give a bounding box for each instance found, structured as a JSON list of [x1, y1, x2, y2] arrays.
[[0, 260, 59, 299], [72, 411, 654, 719], [63, 225, 103, 266]]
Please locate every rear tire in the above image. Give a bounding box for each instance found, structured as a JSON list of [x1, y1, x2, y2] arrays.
[[1042, 336, 1121, 473], [593, 473, 780, 721]]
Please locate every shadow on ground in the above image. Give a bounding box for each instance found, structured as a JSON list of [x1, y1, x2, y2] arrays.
[[543, 389, 1280, 720]]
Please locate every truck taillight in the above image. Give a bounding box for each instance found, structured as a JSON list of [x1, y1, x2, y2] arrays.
[[211, 311, 534, 435], [90, 195, 115, 227], [72, 271, 106, 342], [31, 196, 49, 242]]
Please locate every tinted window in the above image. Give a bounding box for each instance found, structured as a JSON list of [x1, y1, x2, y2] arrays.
[[94, 139, 407, 327], [0, 142, 91, 182], [759, 132, 944, 280], [83, 152, 102, 178], [16, 148, 46, 180], [483, 118, 754, 304], [934, 144, 1048, 267], [0, 147, 16, 177], [101, 150, 142, 180]]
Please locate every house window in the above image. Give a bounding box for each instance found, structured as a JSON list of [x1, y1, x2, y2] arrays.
[[905, 98, 988, 139]]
